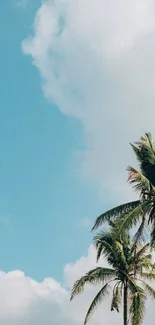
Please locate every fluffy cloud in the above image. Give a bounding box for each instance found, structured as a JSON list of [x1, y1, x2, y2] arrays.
[[0, 245, 153, 324], [0, 246, 115, 325], [22, 0, 155, 201]]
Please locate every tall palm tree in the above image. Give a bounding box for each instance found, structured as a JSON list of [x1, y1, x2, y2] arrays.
[[92, 133, 155, 245], [70, 224, 155, 325]]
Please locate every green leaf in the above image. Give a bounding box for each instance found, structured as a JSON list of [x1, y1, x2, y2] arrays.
[[70, 267, 116, 300], [133, 216, 147, 244], [115, 202, 150, 234], [111, 281, 122, 312], [141, 272, 155, 281], [142, 283, 155, 299], [150, 217, 155, 246], [94, 231, 115, 262], [94, 230, 128, 268], [131, 291, 145, 325], [92, 201, 140, 231], [127, 166, 152, 193], [135, 243, 150, 260], [129, 279, 146, 325], [115, 241, 126, 265], [84, 282, 111, 325]]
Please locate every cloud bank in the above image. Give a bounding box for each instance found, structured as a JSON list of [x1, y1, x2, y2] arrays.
[[0, 245, 153, 324], [22, 0, 155, 200]]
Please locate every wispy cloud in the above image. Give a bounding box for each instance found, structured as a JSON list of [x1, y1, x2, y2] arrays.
[[22, 0, 155, 202]]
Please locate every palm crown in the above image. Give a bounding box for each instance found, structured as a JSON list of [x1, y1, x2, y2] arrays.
[[71, 224, 155, 325], [130, 132, 155, 187]]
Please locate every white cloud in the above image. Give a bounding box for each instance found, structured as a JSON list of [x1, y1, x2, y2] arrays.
[[0, 245, 153, 324], [22, 0, 155, 202]]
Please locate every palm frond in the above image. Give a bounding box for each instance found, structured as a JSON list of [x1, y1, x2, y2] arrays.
[[115, 202, 150, 234], [130, 143, 143, 164], [128, 277, 140, 294], [136, 258, 153, 272], [94, 231, 128, 269], [130, 133, 155, 165], [141, 133, 155, 164], [129, 279, 146, 325], [133, 216, 148, 244], [130, 243, 150, 276], [92, 201, 140, 231], [70, 267, 116, 300], [84, 282, 111, 325], [150, 217, 155, 246], [130, 133, 155, 186], [145, 133, 155, 157], [140, 272, 155, 281], [111, 281, 122, 312], [127, 166, 152, 193], [148, 205, 155, 224], [94, 231, 115, 262], [135, 243, 150, 260], [131, 290, 145, 325], [115, 241, 126, 265], [142, 282, 155, 299]]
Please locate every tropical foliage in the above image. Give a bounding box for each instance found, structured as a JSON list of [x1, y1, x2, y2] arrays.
[[71, 132, 155, 325], [71, 224, 155, 325], [92, 133, 155, 245]]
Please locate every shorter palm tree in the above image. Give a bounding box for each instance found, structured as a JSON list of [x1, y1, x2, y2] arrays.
[[70, 224, 155, 325]]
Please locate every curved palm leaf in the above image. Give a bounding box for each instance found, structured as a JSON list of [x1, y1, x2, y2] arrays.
[[94, 231, 116, 262], [94, 231, 128, 268], [70, 267, 116, 300], [92, 201, 140, 231], [135, 243, 150, 260], [115, 241, 127, 265], [133, 216, 147, 244], [142, 282, 155, 299], [128, 278, 146, 325], [130, 133, 155, 166], [148, 205, 155, 224], [127, 166, 152, 193], [150, 217, 155, 246], [131, 290, 145, 325], [83, 282, 111, 325], [145, 133, 155, 154], [111, 281, 122, 312], [140, 272, 155, 281], [115, 201, 150, 234], [130, 133, 155, 186]]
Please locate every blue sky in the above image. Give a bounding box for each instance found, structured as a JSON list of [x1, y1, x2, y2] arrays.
[[1, 1, 155, 324], [0, 0, 106, 281]]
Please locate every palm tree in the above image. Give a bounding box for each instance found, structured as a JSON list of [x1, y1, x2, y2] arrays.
[[70, 224, 155, 325], [92, 133, 155, 245]]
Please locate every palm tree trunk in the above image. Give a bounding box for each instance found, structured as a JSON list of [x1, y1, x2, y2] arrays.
[[123, 280, 128, 325]]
